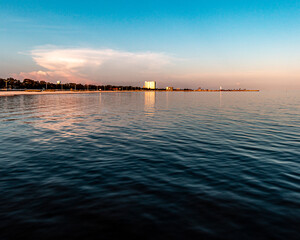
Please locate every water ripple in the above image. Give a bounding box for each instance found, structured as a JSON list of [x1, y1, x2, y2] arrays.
[[0, 91, 300, 239]]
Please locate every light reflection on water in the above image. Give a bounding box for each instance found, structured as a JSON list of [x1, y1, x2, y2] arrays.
[[144, 91, 156, 115], [0, 91, 300, 239]]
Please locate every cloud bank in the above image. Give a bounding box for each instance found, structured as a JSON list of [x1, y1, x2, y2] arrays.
[[12, 46, 300, 89], [15, 46, 172, 85]]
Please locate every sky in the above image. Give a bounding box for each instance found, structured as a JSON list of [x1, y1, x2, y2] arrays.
[[1, 0, 300, 89]]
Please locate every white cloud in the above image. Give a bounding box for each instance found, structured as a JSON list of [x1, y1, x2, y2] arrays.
[[14, 46, 173, 84]]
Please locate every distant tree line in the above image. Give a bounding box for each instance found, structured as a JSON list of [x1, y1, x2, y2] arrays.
[[0, 77, 142, 91]]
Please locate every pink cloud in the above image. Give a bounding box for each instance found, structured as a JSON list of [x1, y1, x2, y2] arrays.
[[13, 46, 172, 84]]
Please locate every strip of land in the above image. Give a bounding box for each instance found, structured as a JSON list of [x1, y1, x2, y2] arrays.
[[0, 89, 259, 97], [0, 90, 104, 97]]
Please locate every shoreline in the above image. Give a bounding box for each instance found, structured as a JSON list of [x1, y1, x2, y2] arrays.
[[0, 90, 104, 97], [0, 89, 259, 97]]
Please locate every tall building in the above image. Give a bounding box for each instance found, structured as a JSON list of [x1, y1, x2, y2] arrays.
[[144, 81, 156, 89]]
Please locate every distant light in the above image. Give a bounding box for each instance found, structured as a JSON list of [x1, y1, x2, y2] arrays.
[[57, 81, 61, 84]]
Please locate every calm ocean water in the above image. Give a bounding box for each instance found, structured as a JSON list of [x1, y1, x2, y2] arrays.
[[0, 91, 299, 239]]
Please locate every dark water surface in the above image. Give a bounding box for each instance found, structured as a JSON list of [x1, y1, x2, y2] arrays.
[[0, 91, 299, 239]]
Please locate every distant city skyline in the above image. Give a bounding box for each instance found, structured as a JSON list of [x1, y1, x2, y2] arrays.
[[1, 0, 300, 89]]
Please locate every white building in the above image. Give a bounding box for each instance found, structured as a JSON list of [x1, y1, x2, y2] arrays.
[[144, 81, 156, 89]]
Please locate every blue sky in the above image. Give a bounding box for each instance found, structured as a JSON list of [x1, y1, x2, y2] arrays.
[[1, 0, 300, 89]]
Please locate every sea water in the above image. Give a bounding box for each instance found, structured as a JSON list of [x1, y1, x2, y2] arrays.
[[0, 91, 299, 239]]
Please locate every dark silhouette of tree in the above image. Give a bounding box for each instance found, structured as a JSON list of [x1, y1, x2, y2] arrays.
[[0, 77, 144, 91]]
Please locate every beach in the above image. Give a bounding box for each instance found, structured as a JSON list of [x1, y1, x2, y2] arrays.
[[0, 90, 108, 97], [0, 89, 260, 97]]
